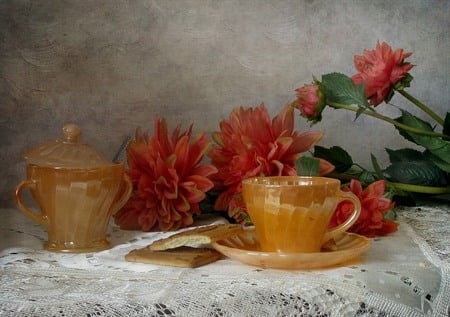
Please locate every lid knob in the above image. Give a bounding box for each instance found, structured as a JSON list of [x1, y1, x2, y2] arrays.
[[62, 124, 81, 143]]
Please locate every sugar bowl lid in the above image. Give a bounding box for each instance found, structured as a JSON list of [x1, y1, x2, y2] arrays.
[[23, 124, 115, 168]]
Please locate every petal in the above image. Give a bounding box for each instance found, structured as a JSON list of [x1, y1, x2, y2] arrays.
[[114, 195, 145, 230], [318, 158, 335, 175], [367, 180, 386, 197], [138, 210, 159, 232], [269, 137, 294, 161], [180, 184, 207, 203], [174, 194, 191, 212], [272, 104, 294, 137], [289, 130, 324, 153], [380, 220, 399, 235], [190, 165, 218, 178], [189, 133, 211, 162], [173, 135, 190, 176], [185, 174, 215, 192], [349, 179, 363, 196]]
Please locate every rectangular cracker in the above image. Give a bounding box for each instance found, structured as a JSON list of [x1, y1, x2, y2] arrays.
[[148, 224, 244, 251], [125, 246, 223, 268]]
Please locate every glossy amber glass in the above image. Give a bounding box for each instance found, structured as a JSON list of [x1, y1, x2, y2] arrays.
[[212, 228, 371, 270], [242, 176, 361, 253], [14, 124, 132, 253], [15, 164, 132, 252]]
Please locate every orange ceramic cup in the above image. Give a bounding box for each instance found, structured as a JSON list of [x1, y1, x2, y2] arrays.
[[15, 164, 132, 253], [242, 176, 361, 253]]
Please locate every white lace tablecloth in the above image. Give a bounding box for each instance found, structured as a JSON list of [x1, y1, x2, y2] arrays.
[[1, 205, 449, 317]]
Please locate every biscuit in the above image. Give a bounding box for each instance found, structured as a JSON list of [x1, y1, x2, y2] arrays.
[[148, 224, 244, 251], [125, 246, 223, 268]]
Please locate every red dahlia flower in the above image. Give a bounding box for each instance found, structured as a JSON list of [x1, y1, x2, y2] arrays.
[[114, 118, 217, 231], [352, 41, 414, 106], [208, 103, 334, 221], [330, 179, 398, 237]]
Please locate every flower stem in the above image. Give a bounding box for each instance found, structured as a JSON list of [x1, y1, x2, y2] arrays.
[[388, 182, 450, 194], [396, 89, 444, 126], [329, 172, 450, 194], [327, 172, 358, 182], [328, 102, 450, 140]]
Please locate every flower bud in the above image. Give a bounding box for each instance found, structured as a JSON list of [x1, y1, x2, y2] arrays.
[[294, 81, 326, 124]]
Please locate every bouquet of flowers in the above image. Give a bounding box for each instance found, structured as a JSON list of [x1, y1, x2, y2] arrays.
[[115, 42, 448, 238]]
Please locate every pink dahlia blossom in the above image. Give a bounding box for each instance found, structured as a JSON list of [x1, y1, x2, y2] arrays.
[[114, 118, 217, 231], [208, 103, 334, 222], [352, 41, 414, 106], [330, 179, 398, 237]]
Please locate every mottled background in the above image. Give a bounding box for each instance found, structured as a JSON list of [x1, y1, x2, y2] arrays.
[[1, 0, 448, 208]]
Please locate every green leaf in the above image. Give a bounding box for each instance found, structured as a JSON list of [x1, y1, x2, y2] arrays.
[[384, 161, 447, 186], [393, 73, 414, 91], [322, 72, 370, 107], [371, 154, 384, 179], [423, 150, 450, 173], [395, 110, 434, 144], [359, 170, 378, 184], [384, 209, 397, 221], [313, 145, 353, 172], [432, 193, 450, 203], [395, 110, 450, 164], [444, 112, 450, 136], [386, 148, 424, 163], [296, 156, 320, 176]]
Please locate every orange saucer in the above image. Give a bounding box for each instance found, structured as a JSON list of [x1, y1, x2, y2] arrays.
[[212, 228, 371, 270]]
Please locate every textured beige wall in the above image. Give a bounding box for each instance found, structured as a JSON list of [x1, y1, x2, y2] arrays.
[[1, 0, 449, 207]]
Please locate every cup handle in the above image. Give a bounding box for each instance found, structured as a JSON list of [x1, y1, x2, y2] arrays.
[[110, 174, 133, 215], [14, 180, 48, 227], [322, 191, 361, 243]]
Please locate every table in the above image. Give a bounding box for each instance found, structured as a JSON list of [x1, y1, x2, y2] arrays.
[[1, 205, 449, 317]]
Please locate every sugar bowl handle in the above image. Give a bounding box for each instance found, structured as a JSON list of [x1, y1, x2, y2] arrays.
[[14, 180, 49, 227], [110, 174, 133, 215]]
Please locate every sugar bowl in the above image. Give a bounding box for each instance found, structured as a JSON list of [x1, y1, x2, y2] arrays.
[[14, 124, 132, 253]]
